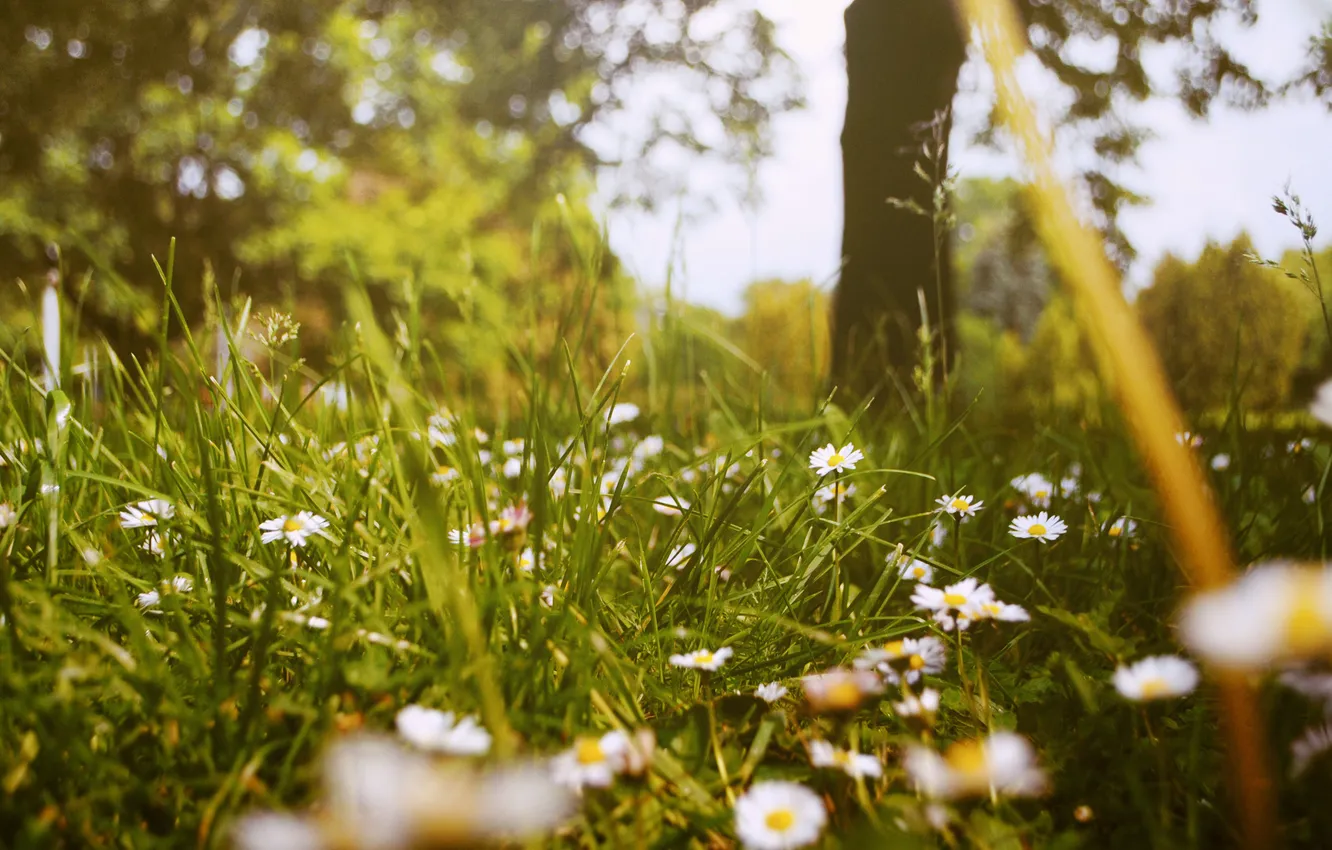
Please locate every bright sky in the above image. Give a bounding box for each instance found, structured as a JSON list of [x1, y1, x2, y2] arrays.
[[599, 0, 1332, 315]]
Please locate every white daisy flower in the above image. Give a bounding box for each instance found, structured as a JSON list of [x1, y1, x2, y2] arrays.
[[1174, 431, 1204, 448], [1292, 724, 1332, 776], [1105, 516, 1137, 539], [518, 548, 537, 573], [1211, 453, 1231, 471], [141, 531, 170, 558], [755, 682, 788, 704], [935, 493, 983, 517], [431, 465, 460, 486], [812, 482, 855, 514], [136, 590, 162, 610], [1288, 438, 1315, 455], [1009, 512, 1068, 543], [606, 403, 640, 426], [231, 812, 324, 850], [854, 637, 947, 684], [0, 502, 16, 529], [957, 598, 1031, 630], [502, 457, 522, 479], [1010, 473, 1055, 508], [120, 498, 175, 529], [502, 438, 525, 456], [448, 524, 487, 549], [666, 542, 696, 571], [929, 522, 948, 549], [1112, 656, 1199, 701], [552, 730, 631, 789], [1312, 380, 1332, 428], [904, 732, 1047, 800], [1180, 562, 1332, 669], [808, 442, 864, 477], [801, 667, 885, 714], [733, 780, 827, 850], [1278, 667, 1332, 703], [633, 435, 665, 460], [260, 511, 329, 547], [540, 585, 556, 608], [808, 740, 883, 779], [892, 687, 942, 721], [1304, 485, 1318, 505], [912, 578, 994, 631], [669, 647, 733, 671], [395, 706, 492, 756], [489, 503, 532, 536], [897, 557, 934, 584]]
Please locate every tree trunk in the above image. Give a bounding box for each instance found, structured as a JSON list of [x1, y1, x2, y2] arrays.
[[832, 0, 967, 404]]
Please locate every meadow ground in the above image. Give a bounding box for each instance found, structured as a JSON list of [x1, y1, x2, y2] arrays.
[[1, 287, 1331, 849]]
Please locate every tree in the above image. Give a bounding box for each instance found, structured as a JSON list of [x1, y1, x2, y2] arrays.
[[833, 0, 1270, 404], [1, 1, 799, 356], [1138, 235, 1308, 412]]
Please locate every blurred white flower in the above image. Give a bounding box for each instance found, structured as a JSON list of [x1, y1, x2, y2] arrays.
[[669, 647, 732, 671], [904, 732, 1046, 800], [1211, 453, 1231, 471], [502, 457, 522, 479], [666, 542, 696, 571], [652, 496, 690, 516], [733, 780, 826, 850], [552, 730, 631, 789], [812, 481, 855, 514], [395, 706, 492, 756], [120, 498, 175, 529], [1292, 724, 1332, 776], [633, 435, 665, 460], [755, 682, 788, 704], [801, 667, 884, 714], [897, 557, 934, 583], [1112, 655, 1199, 701], [0, 502, 16, 529], [958, 598, 1030, 630], [892, 687, 942, 722], [1106, 516, 1137, 539], [1180, 561, 1332, 669], [1010, 473, 1054, 508], [606, 403, 639, 426], [1174, 431, 1204, 448], [1312, 380, 1332, 428], [808, 739, 882, 779]]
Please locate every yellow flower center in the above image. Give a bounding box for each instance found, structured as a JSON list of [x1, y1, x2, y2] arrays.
[[1028, 524, 1047, 537], [912, 566, 926, 578], [575, 738, 606, 765], [908, 654, 926, 670], [1035, 490, 1049, 499], [827, 453, 844, 467], [283, 517, 303, 533], [693, 651, 714, 666], [1108, 525, 1122, 537], [765, 808, 796, 832], [943, 593, 968, 607], [831, 749, 851, 766], [821, 680, 863, 711], [1139, 678, 1168, 699], [884, 640, 905, 656], [951, 498, 969, 511], [945, 740, 988, 777], [1286, 576, 1328, 655]]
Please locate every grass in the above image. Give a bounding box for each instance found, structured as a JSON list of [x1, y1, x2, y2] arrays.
[[1, 261, 1330, 849]]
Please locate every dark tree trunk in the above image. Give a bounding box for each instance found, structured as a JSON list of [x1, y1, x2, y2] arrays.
[[833, 0, 967, 404]]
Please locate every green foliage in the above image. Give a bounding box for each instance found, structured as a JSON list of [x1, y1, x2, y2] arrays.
[[1138, 234, 1309, 412], [2, 263, 1331, 847], [730, 279, 831, 413], [0, 0, 798, 353]]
